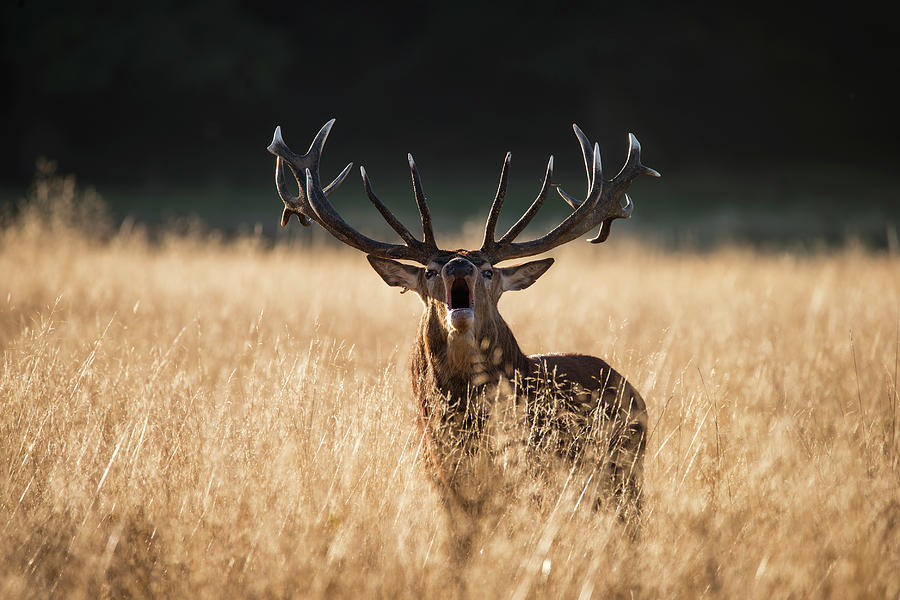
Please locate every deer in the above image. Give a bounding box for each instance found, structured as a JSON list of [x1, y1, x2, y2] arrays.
[[266, 119, 659, 531]]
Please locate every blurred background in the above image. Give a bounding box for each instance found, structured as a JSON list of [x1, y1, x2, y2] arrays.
[[2, 0, 897, 248]]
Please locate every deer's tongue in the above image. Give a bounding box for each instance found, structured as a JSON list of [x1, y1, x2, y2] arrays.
[[447, 308, 474, 331]]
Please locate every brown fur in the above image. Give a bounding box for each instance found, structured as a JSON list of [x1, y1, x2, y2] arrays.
[[410, 300, 646, 518], [369, 250, 647, 520]]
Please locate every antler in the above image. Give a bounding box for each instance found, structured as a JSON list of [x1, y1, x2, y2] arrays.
[[267, 120, 439, 263], [480, 124, 660, 263]]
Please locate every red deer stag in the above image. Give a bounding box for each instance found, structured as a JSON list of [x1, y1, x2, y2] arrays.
[[267, 120, 659, 522]]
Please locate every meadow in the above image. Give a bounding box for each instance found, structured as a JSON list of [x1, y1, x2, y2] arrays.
[[1, 173, 898, 598]]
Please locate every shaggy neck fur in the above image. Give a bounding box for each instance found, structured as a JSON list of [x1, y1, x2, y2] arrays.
[[411, 300, 530, 403]]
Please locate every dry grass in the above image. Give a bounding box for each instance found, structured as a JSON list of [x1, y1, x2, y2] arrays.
[[1, 176, 899, 598]]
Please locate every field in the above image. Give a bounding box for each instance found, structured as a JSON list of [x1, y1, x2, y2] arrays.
[[1, 176, 899, 598]]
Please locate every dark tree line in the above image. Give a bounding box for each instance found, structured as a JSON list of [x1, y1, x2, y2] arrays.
[[2, 1, 894, 187]]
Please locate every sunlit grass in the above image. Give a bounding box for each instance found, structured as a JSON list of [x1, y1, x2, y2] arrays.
[[1, 176, 899, 598]]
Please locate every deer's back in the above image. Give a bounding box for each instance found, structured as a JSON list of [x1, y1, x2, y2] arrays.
[[528, 353, 646, 421]]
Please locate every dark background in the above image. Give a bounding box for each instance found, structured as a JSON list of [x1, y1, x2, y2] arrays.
[[2, 1, 897, 246]]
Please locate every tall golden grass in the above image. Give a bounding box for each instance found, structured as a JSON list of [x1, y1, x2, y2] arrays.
[[1, 172, 898, 598]]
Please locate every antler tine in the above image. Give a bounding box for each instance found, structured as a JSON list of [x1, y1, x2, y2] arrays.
[[305, 168, 428, 261], [583, 133, 660, 244], [557, 123, 597, 210], [557, 126, 603, 208], [360, 166, 420, 247], [269, 120, 436, 263], [324, 162, 353, 195], [268, 121, 353, 227], [573, 124, 595, 190], [408, 154, 437, 249], [486, 125, 658, 263], [276, 159, 353, 227], [275, 158, 312, 226], [496, 155, 553, 246], [481, 152, 511, 251], [613, 133, 661, 184], [486, 149, 600, 263]]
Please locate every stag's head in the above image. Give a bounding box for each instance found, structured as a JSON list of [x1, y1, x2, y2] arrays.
[[366, 249, 554, 335], [267, 119, 658, 337]]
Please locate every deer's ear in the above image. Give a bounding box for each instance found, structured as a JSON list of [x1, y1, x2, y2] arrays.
[[367, 255, 422, 290], [498, 258, 554, 291]]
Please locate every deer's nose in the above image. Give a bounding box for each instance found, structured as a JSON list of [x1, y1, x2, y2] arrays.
[[444, 259, 474, 277]]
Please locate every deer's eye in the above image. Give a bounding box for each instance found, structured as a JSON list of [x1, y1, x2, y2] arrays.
[[481, 270, 493, 279], [425, 269, 438, 279]]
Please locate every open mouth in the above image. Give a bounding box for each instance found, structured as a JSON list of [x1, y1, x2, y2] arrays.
[[448, 277, 473, 310]]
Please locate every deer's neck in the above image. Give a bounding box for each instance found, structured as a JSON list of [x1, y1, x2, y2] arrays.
[[411, 303, 530, 399]]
